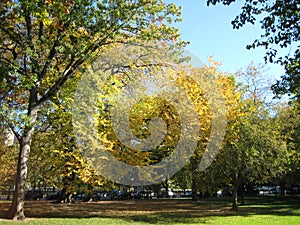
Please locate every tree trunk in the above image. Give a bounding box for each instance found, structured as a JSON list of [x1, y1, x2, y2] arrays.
[[290, 185, 294, 196], [7, 105, 38, 220], [7, 135, 33, 220], [84, 184, 93, 202], [165, 179, 169, 198], [240, 193, 245, 205], [191, 175, 198, 201], [232, 183, 238, 211], [64, 193, 74, 203], [240, 184, 245, 205], [190, 157, 199, 201], [56, 188, 74, 203], [7, 186, 12, 201], [280, 182, 285, 200], [232, 169, 239, 211]]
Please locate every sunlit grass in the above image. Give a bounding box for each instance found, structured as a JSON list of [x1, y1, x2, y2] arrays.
[[0, 215, 299, 225]]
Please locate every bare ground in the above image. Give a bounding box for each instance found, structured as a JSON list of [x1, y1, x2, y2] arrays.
[[0, 197, 298, 223], [0, 199, 233, 219]]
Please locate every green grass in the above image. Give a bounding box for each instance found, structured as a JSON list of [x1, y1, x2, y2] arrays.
[[0, 215, 299, 225], [210, 215, 300, 225], [0, 196, 299, 225]]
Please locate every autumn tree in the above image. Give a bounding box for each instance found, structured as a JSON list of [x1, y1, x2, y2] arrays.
[[207, 0, 300, 100], [177, 62, 241, 201], [89, 54, 239, 200], [0, 0, 183, 220], [0, 129, 18, 200], [29, 85, 106, 203]]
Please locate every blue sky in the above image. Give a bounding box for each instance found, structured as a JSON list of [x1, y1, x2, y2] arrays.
[[169, 1, 285, 81]]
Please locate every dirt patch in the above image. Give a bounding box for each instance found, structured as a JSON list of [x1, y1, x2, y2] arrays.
[[1, 198, 298, 224], [0, 199, 232, 220]]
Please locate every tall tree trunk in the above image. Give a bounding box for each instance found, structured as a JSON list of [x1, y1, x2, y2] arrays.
[[240, 184, 245, 205], [190, 157, 199, 201], [7, 104, 38, 220], [161, 179, 169, 198], [165, 179, 169, 198], [232, 170, 239, 211], [85, 184, 93, 202], [280, 182, 285, 200], [7, 186, 12, 201], [191, 175, 198, 201], [7, 133, 34, 219], [232, 184, 238, 211], [290, 185, 294, 196]]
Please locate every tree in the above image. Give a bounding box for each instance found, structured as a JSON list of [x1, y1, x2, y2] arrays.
[[212, 64, 287, 211], [29, 94, 106, 203], [236, 62, 275, 105], [207, 0, 300, 99], [0, 0, 182, 220], [220, 104, 285, 210], [0, 129, 18, 200], [78, 51, 231, 192], [272, 103, 300, 197], [183, 62, 242, 201], [145, 59, 242, 201], [172, 165, 191, 194]]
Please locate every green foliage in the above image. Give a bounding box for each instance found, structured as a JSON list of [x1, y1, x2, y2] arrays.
[[271, 104, 300, 188], [0, 0, 183, 218], [28, 77, 111, 198], [0, 0, 183, 133], [207, 0, 300, 99]]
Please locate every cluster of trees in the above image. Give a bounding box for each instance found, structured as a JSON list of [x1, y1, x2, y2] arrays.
[[173, 65, 300, 210], [0, 0, 183, 220], [1, 56, 299, 212], [0, 0, 299, 221]]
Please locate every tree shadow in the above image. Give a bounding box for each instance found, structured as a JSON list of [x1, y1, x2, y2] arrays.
[[0, 197, 299, 224]]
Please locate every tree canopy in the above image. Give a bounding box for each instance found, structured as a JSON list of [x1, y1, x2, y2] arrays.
[[207, 0, 300, 99], [0, 0, 183, 220]]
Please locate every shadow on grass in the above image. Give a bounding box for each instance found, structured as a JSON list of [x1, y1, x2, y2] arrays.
[[0, 197, 299, 224]]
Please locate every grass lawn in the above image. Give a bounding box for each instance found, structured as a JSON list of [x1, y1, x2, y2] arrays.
[[0, 196, 299, 224]]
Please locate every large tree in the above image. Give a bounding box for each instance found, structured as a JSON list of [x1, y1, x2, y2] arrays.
[[218, 103, 285, 211], [207, 0, 300, 99], [186, 63, 242, 201], [272, 103, 300, 197], [29, 89, 106, 203], [0, 0, 182, 220], [212, 64, 287, 211]]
